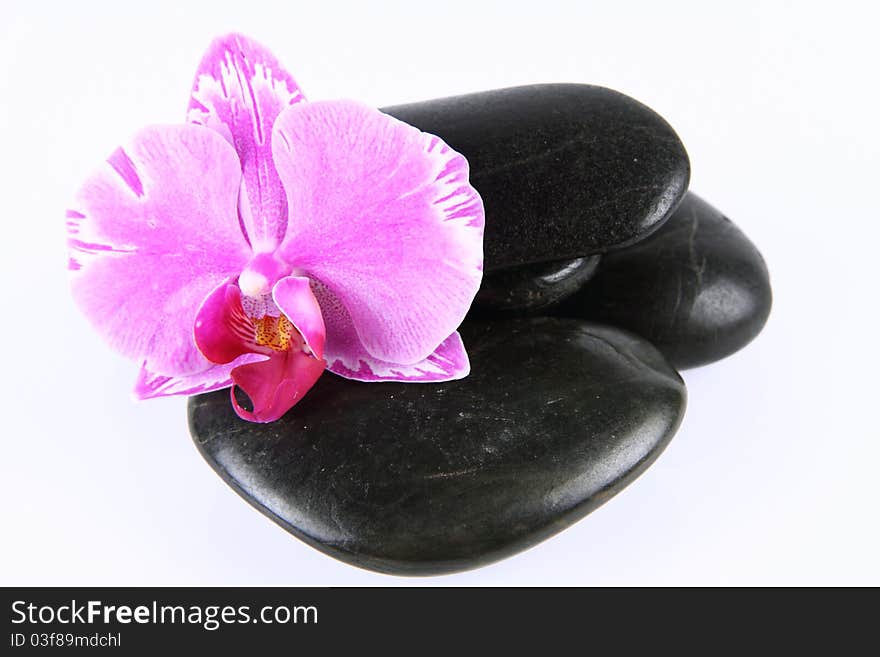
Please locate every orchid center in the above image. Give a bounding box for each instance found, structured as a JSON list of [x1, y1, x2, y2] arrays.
[[234, 251, 307, 353], [240, 292, 295, 352]]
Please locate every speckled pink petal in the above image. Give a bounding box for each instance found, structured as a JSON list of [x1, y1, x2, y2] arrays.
[[68, 125, 251, 378], [272, 276, 326, 359], [312, 282, 469, 382], [273, 100, 484, 366], [188, 33, 304, 252]]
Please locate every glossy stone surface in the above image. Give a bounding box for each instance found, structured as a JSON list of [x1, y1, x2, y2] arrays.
[[189, 318, 686, 575], [555, 193, 772, 369], [382, 84, 690, 271], [470, 256, 600, 317]]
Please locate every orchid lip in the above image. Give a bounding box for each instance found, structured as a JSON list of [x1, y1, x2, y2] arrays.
[[192, 275, 327, 422]]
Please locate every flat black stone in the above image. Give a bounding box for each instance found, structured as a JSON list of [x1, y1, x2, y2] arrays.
[[470, 256, 600, 317], [188, 318, 686, 576], [382, 84, 690, 271], [555, 193, 772, 369]]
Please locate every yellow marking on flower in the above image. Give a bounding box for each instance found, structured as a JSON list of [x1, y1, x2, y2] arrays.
[[253, 313, 293, 352]]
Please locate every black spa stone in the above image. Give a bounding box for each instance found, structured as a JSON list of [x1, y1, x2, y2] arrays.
[[470, 256, 600, 317], [555, 193, 772, 369], [382, 84, 690, 271], [188, 318, 686, 576]]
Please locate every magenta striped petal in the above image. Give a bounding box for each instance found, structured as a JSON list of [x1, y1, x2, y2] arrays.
[[68, 124, 251, 378], [193, 278, 262, 365], [328, 331, 470, 383], [310, 281, 470, 382], [188, 33, 304, 252], [273, 100, 484, 368], [134, 355, 265, 399]]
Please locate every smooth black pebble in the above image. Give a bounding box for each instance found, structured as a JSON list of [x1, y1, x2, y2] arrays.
[[189, 318, 686, 576], [382, 84, 690, 270], [555, 193, 772, 369], [470, 256, 600, 317]]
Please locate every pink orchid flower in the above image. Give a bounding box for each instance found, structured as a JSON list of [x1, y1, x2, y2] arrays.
[[67, 34, 484, 423]]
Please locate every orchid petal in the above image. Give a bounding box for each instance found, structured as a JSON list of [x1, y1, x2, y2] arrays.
[[312, 282, 470, 382], [329, 331, 470, 383], [193, 278, 258, 365], [273, 100, 484, 366], [68, 125, 251, 377], [188, 33, 304, 252], [272, 276, 326, 359], [230, 349, 325, 423], [134, 354, 266, 399]]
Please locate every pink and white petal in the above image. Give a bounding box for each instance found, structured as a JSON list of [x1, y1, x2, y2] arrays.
[[230, 349, 325, 423], [273, 100, 484, 366], [68, 124, 251, 377], [188, 33, 305, 252], [272, 276, 326, 359], [314, 280, 469, 382], [134, 353, 267, 400], [328, 331, 470, 383]]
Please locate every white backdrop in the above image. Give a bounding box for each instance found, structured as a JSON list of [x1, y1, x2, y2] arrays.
[[2, 0, 877, 585]]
